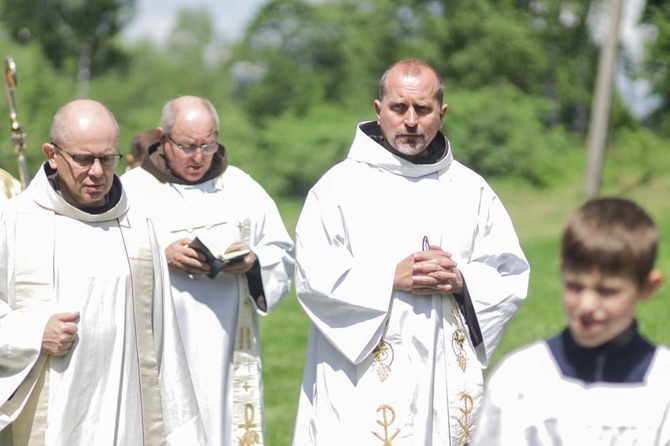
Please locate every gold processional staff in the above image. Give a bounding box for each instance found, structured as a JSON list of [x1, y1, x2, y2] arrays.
[[3, 55, 29, 192]]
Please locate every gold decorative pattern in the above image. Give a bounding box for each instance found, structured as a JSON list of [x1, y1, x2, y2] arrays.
[[237, 404, 262, 445], [450, 298, 467, 372], [456, 393, 474, 445], [238, 326, 252, 350], [372, 404, 400, 445], [372, 340, 394, 383], [232, 217, 264, 444]]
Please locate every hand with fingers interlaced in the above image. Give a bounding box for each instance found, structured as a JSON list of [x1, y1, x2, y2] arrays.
[[394, 244, 464, 295]]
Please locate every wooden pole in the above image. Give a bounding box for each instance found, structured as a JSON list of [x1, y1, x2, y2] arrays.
[[584, 0, 625, 196]]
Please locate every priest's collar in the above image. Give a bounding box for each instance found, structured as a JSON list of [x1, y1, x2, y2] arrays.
[[361, 121, 448, 165], [140, 141, 228, 185], [45, 163, 122, 214]]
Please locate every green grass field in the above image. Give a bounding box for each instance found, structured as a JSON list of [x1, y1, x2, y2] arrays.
[[259, 163, 670, 445]]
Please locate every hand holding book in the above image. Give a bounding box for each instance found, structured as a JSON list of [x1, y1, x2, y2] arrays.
[[189, 237, 251, 279]]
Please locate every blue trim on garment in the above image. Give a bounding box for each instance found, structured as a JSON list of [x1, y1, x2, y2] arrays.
[[546, 321, 656, 384]]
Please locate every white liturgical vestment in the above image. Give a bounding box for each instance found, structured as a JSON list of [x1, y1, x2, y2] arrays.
[[0, 163, 205, 445], [292, 122, 530, 445], [473, 341, 670, 445], [122, 164, 295, 445]]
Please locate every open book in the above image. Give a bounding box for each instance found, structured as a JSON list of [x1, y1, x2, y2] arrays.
[[189, 236, 250, 279]]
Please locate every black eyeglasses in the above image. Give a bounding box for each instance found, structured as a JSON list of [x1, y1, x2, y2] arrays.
[[51, 142, 123, 169], [166, 134, 219, 155]]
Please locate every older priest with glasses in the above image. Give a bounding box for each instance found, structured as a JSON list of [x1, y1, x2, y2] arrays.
[[122, 95, 295, 445], [0, 99, 205, 444]]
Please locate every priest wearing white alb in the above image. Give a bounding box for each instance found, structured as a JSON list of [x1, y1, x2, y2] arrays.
[[122, 96, 295, 445], [0, 99, 205, 445], [292, 59, 530, 445]]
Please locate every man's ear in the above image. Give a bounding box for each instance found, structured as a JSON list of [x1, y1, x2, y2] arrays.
[[156, 127, 166, 143], [641, 269, 663, 301], [43, 143, 57, 169], [440, 103, 448, 121]]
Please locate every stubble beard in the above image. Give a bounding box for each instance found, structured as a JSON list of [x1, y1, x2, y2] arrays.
[[392, 133, 428, 156]]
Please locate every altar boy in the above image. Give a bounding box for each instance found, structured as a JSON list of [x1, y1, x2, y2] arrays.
[[473, 197, 670, 445]]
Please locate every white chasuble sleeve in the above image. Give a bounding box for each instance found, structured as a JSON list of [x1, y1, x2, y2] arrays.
[[245, 182, 295, 314], [456, 189, 530, 366], [0, 305, 50, 420], [0, 205, 52, 423], [296, 190, 396, 365]]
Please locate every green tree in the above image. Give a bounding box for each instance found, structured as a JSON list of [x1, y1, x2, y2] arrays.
[[223, 0, 611, 197], [230, 0, 351, 122], [230, 0, 606, 133], [0, 8, 234, 178], [0, 0, 135, 95], [239, 104, 368, 196], [92, 11, 241, 177], [0, 36, 77, 178], [522, 0, 600, 132], [640, 0, 670, 135], [444, 84, 573, 187]]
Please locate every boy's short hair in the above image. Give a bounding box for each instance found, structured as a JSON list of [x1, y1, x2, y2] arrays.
[[561, 197, 659, 286]]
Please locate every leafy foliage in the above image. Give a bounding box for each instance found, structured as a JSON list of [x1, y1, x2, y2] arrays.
[[0, 0, 135, 80], [0, 0, 667, 200], [229, 0, 381, 123], [604, 126, 670, 192], [0, 39, 77, 178], [233, 104, 369, 197], [641, 0, 670, 135], [229, 0, 601, 135], [222, 0, 608, 195], [444, 84, 573, 187]]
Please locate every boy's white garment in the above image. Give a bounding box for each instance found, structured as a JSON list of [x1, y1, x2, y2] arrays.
[[473, 341, 670, 445]]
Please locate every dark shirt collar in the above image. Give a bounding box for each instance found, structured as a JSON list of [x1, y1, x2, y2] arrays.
[[547, 321, 656, 384], [45, 163, 122, 214], [361, 121, 448, 165]]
